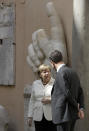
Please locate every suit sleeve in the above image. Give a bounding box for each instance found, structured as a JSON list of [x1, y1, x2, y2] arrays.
[[77, 86, 84, 109], [62, 72, 78, 109]]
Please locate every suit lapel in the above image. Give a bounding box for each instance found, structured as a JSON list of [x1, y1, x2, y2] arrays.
[[51, 84, 54, 95]]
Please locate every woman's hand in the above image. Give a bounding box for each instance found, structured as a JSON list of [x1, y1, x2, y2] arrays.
[[41, 97, 51, 104]]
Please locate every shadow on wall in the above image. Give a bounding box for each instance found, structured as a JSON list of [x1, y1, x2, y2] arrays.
[[8, 123, 17, 131]]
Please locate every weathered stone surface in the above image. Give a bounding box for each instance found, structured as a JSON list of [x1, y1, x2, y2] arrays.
[[72, 0, 89, 130], [0, 3, 15, 39], [0, 3, 15, 85]]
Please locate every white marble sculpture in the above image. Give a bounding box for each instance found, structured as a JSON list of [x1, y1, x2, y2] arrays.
[[0, 105, 9, 131], [27, 2, 67, 74]]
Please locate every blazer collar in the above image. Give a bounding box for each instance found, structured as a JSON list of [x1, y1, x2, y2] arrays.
[[40, 77, 54, 88]]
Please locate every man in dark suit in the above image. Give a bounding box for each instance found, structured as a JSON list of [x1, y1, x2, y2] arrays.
[[49, 50, 84, 131]]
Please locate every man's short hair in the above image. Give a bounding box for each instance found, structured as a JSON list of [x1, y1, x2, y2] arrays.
[[49, 50, 63, 63]]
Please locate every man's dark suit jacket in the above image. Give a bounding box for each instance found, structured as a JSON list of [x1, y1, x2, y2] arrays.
[[51, 65, 84, 125]]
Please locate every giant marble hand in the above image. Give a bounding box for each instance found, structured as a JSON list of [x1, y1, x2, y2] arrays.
[[27, 2, 67, 73]]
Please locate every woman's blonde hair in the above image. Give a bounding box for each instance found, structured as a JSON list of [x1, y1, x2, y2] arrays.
[[38, 64, 51, 75]]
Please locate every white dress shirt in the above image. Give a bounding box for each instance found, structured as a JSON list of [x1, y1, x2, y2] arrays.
[[28, 78, 54, 121], [57, 64, 65, 72]]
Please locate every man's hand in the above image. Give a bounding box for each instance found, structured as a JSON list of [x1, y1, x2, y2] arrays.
[[27, 2, 67, 74], [27, 117, 33, 127], [78, 104, 84, 119], [78, 110, 84, 119]]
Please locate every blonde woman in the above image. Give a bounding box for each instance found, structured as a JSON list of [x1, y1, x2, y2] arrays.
[[27, 64, 56, 131]]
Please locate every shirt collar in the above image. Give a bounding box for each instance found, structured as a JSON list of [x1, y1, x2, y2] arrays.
[[57, 64, 65, 72]]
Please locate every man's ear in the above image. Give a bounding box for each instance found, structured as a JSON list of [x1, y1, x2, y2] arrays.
[[52, 61, 55, 66], [50, 61, 53, 65]]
